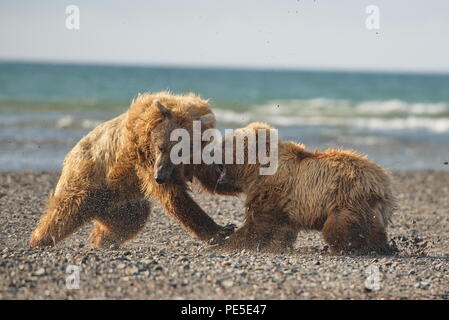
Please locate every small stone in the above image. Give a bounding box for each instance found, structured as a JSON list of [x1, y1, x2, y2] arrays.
[[126, 266, 139, 275], [33, 268, 46, 276], [141, 259, 154, 264], [415, 281, 430, 289], [222, 279, 234, 288]]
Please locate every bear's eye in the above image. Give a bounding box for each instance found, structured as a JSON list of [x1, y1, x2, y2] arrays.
[[158, 145, 167, 152]]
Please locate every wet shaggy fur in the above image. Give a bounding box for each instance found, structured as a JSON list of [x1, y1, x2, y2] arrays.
[[29, 92, 232, 249], [211, 122, 396, 254]]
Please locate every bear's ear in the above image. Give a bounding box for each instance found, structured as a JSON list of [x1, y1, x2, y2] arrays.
[[153, 100, 172, 119], [199, 113, 216, 129]]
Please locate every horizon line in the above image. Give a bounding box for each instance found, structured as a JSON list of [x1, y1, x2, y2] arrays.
[[1, 58, 449, 77]]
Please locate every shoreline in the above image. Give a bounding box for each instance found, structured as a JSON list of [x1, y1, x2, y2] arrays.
[[1, 170, 448, 299]]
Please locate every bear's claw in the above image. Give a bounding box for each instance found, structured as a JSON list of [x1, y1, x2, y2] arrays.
[[208, 224, 236, 246]]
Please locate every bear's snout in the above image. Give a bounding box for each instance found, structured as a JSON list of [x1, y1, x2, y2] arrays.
[[155, 172, 171, 184]]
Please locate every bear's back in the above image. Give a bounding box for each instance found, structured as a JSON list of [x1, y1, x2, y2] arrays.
[[279, 144, 392, 207]]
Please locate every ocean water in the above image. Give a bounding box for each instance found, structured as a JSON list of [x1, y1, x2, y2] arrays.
[[0, 62, 448, 171]]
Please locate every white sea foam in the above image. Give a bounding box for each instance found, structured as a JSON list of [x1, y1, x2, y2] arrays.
[[55, 116, 101, 129], [355, 100, 447, 115], [55, 115, 74, 128], [81, 119, 102, 129], [214, 99, 449, 133]]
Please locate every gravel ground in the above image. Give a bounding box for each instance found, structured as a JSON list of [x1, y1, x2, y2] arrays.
[[0, 170, 448, 300]]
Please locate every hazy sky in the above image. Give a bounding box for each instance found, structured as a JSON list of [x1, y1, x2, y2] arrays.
[[1, 0, 449, 72]]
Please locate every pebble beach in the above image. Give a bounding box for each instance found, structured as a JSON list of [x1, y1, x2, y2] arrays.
[[0, 170, 448, 300]]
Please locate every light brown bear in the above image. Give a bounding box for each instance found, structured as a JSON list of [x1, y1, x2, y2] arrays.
[[29, 92, 234, 249], [203, 122, 396, 254]]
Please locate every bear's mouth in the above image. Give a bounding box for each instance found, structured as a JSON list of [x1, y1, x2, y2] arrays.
[[216, 164, 226, 183]]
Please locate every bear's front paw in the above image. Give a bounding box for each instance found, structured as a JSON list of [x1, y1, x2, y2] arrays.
[[208, 223, 236, 246]]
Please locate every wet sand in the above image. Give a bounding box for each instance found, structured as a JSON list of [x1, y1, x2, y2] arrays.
[[0, 170, 448, 299]]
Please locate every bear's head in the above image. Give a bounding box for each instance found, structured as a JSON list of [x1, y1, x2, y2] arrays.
[[215, 122, 279, 190], [127, 92, 216, 185]]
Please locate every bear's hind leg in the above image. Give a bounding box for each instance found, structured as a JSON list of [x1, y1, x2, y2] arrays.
[[30, 191, 96, 247], [322, 208, 388, 254], [90, 199, 151, 248]]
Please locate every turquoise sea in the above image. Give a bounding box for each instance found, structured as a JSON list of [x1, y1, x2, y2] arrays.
[[1, 61, 448, 170]]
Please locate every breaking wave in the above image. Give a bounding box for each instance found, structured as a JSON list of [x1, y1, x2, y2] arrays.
[[214, 99, 449, 133]]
